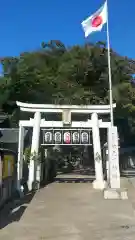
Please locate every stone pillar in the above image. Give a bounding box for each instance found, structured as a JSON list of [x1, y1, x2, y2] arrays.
[[28, 112, 41, 191], [106, 148, 109, 182], [103, 127, 128, 200], [108, 126, 120, 189], [91, 113, 106, 189], [17, 124, 25, 193]]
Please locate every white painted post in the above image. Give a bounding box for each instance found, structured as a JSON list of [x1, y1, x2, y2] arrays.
[[17, 124, 25, 193], [91, 113, 106, 189], [28, 112, 41, 191], [108, 126, 120, 189], [106, 149, 109, 182]]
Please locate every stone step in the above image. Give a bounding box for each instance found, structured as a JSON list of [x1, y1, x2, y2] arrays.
[[104, 188, 128, 200]]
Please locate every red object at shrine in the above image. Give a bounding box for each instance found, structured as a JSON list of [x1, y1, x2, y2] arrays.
[[64, 132, 71, 144]]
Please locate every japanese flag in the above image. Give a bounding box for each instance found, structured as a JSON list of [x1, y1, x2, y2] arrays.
[[81, 1, 107, 37]]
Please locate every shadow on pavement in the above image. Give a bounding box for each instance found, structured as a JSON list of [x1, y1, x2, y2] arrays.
[[0, 191, 35, 230]]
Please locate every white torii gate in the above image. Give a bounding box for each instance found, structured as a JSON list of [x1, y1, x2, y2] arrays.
[[16, 101, 121, 196]]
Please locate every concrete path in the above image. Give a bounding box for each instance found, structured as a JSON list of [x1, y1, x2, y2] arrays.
[[1, 179, 135, 240]]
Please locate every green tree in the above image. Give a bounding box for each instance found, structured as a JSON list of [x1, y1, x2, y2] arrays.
[[1, 40, 135, 145]]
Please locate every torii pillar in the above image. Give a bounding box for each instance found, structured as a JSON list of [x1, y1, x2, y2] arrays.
[[91, 113, 106, 189], [28, 112, 41, 191]]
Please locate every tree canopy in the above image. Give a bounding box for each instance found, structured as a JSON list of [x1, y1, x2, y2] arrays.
[[0, 40, 135, 146]]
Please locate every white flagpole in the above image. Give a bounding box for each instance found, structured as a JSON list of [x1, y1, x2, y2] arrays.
[[106, 0, 114, 126]]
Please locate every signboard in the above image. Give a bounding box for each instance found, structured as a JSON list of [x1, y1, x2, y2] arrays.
[[2, 155, 14, 179], [42, 128, 92, 145]]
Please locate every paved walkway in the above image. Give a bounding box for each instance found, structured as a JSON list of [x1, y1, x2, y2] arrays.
[[1, 179, 135, 240]]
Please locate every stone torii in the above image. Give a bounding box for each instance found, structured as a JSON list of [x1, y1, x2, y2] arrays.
[[16, 101, 127, 199]]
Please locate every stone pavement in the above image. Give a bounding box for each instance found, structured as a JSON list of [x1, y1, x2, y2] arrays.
[[1, 178, 135, 240]]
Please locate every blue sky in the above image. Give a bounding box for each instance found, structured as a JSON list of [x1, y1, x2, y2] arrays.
[[0, 0, 134, 59]]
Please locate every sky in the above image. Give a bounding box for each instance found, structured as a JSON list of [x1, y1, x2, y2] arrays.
[[0, 0, 135, 60]]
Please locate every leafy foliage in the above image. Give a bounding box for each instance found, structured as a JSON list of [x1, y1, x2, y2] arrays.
[[0, 40, 135, 145]]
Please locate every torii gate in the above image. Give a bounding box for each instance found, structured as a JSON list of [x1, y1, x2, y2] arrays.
[[16, 101, 123, 198]]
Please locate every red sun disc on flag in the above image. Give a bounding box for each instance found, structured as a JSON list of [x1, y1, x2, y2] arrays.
[[91, 16, 103, 27]]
